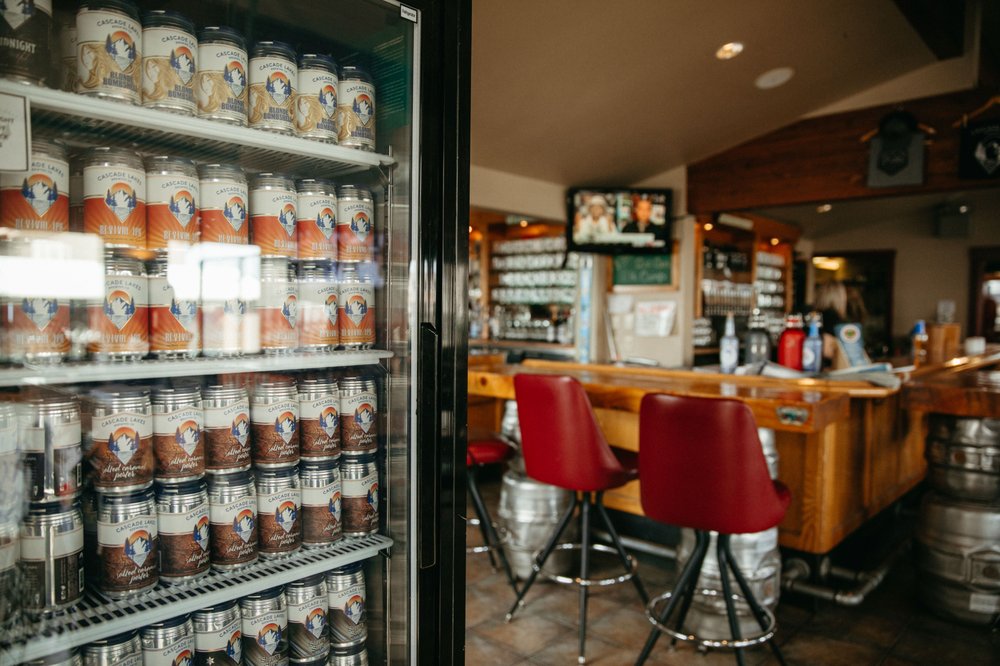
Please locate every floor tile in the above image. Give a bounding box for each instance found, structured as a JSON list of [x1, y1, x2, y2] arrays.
[[465, 631, 529, 666], [889, 625, 998, 665], [756, 633, 883, 666], [527, 633, 625, 664], [474, 614, 573, 658]]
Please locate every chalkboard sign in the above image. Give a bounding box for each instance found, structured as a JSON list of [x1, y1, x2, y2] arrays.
[[612, 254, 673, 286]]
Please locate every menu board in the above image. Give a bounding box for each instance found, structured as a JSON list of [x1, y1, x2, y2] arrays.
[[612, 254, 673, 286]]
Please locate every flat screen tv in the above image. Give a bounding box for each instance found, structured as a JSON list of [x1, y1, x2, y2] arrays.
[[566, 187, 672, 254]]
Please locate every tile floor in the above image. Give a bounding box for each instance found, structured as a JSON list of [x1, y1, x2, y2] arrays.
[[463, 485, 999, 665]]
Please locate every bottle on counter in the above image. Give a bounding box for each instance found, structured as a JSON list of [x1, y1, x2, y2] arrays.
[[744, 308, 771, 365], [719, 312, 739, 374], [802, 318, 823, 374], [912, 319, 928, 367], [777, 313, 805, 371]]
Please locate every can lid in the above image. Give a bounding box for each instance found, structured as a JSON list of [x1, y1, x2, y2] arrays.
[[294, 177, 337, 193], [329, 561, 363, 575], [144, 614, 191, 630], [26, 499, 82, 516], [84, 146, 144, 169], [151, 385, 202, 402], [196, 598, 240, 614], [87, 630, 139, 647], [98, 487, 155, 506], [337, 184, 372, 199], [252, 40, 297, 62], [144, 155, 198, 174], [141, 9, 195, 34], [208, 469, 254, 487], [89, 385, 151, 403], [31, 136, 68, 161], [340, 65, 371, 81], [287, 572, 325, 588], [154, 478, 207, 497], [256, 465, 297, 479], [199, 26, 246, 51], [252, 172, 296, 190], [198, 163, 247, 180], [298, 53, 337, 71], [342, 452, 377, 465], [79, 0, 141, 22], [203, 384, 249, 400], [243, 586, 284, 601], [299, 458, 338, 472]]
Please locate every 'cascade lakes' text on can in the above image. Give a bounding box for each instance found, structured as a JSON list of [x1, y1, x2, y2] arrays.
[[248, 41, 297, 135], [336, 66, 375, 151], [258, 258, 298, 353], [193, 600, 243, 666], [82, 630, 143, 666], [199, 164, 248, 245], [300, 460, 341, 547], [83, 147, 146, 249], [141, 615, 196, 666], [0, 0, 53, 85], [0, 521, 16, 626], [337, 264, 375, 349], [251, 379, 299, 467], [339, 377, 376, 456], [241, 587, 289, 666], [326, 563, 366, 648], [145, 155, 199, 249], [88, 253, 148, 360], [76, 0, 142, 104], [286, 574, 329, 662], [335, 185, 374, 263], [256, 466, 301, 558], [19, 394, 83, 502], [152, 386, 204, 480], [148, 256, 201, 358], [340, 455, 378, 536], [1, 137, 70, 232], [298, 378, 340, 459], [202, 385, 252, 473], [19, 501, 84, 614], [195, 26, 247, 126], [154, 478, 209, 583], [140, 10, 196, 115], [86, 386, 153, 492], [295, 54, 338, 143], [251, 173, 297, 258], [95, 487, 158, 598], [295, 179, 337, 261], [207, 469, 257, 569], [298, 263, 338, 352], [329, 645, 368, 666]]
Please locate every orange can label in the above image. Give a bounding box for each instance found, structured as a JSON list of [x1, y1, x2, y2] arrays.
[[146, 173, 199, 249], [296, 192, 337, 260], [251, 188, 297, 257], [149, 275, 200, 354], [336, 198, 374, 262], [338, 283, 374, 345], [298, 281, 338, 348], [200, 180, 247, 245], [202, 300, 246, 355], [83, 166, 146, 248], [0, 155, 71, 232], [2, 298, 71, 358], [88, 276, 149, 355], [259, 280, 297, 350]]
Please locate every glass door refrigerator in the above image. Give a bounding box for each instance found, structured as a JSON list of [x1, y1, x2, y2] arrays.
[[0, 0, 469, 664]]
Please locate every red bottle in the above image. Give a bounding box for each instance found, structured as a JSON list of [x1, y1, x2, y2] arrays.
[[777, 314, 806, 370]]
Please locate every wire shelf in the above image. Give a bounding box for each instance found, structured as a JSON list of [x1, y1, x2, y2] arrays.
[[1, 81, 393, 180], [0, 533, 393, 665]]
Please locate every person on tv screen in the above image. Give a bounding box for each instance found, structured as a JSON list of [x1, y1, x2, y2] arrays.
[[574, 194, 616, 241], [621, 195, 668, 242]]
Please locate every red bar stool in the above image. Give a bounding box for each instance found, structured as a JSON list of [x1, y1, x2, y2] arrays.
[[506, 374, 649, 664], [467, 436, 519, 592], [635, 394, 791, 666]]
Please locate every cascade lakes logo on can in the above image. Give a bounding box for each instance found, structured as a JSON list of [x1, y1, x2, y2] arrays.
[[266, 71, 291, 105], [367, 482, 379, 514], [2, 0, 35, 30], [353, 403, 374, 434], [316, 208, 336, 238], [194, 515, 210, 550], [281, 294, 297, 328], [257, 623, 282, 655], [325, 293, 338, 326], [278, 203, 296, 237], [329, 491, 341, 518], [354, 93, 373, 126], [20, 174, 58, 217], [168, 190, 195, 226], [106, 30, 137, 72], [349, 211, 370, 242], [225, 61, 245, 96], [227, 631, 242, 661], [172, 649, 194, 666], [319, 85, 337, 118], [1, 156, 70, 232], [175, 419, 200, 457], [345, 594, 364, 625], [105, 182, 138, 222], [233, 509, 255, 543], [20, 297, 59, 330], [275, 501, 297, 533], [170, 46, 195, 84], [274, 411, 297, 444], [170, 297, 198, 329], [109, 426, 140, 464], [231, 413, 250, 446], [344, 293, 367, 327], [225, 196, 246, 231], [305, 607, 326, 638], [105, 289, 137, 330], [125, 528, 153, 566], [320, 406, 339, 438]]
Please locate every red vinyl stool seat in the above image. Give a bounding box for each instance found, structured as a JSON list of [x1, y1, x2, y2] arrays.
[[466, 437, 518, 592], [635, 394, 792, 666], [467, 438, 511, 467], [506, 374, 649, 665]]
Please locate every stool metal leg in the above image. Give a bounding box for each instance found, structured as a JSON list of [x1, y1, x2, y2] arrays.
[[578, 494, 591, 664], [595, 492, 649, 604], [717, 535, 746, 666], [505, 496, 579, 622], [670, 529, 710, 647], [467, 465, 518, 592], [721, 537, 787, 666]]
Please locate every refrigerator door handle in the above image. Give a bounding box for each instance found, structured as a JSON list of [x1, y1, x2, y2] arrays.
[[417, 321, 440, 569]]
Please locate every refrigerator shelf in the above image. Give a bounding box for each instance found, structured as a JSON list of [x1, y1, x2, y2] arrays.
[[0, 533, 393, 665], [0, 349, 393, 387], [0, 81, 394, 180]]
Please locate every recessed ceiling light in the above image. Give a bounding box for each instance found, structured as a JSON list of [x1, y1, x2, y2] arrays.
[[519, 220, 528, 227], [755, 67, 795, 90], [703, 222, 714, 231], [816, 204, 832, 213], [716, 41, 744, 60], [770, 237, 780, 246]]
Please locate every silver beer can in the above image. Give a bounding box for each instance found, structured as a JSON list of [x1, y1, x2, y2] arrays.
[[141, 615, 196, 666], [75, 0, 142, 105], [141, 10, 197, 115], [326, 562, 366, 648], [248, 41, 297, 135], [286, 574, 329, 663], [18, 394, 82, 503], [340, 455, 378, 537], [207, 469, 257, 570], [19, 500, 85, 614], [193, 600, 243, 666], [152, 386, 205, 481], [83, 630, 143, 666], [196, 27, 248, 126], [298, 377, 340, 460], [154, 478, 210, 584], [336, 66, 375, 151], [95, 487, 158, 598], [85, 386, 154, 493], [251, 379, 299, 468], [300, 460, 341, 548], [202, 385, 252, 473], [256, 466, 301, 559], [241, 587, 290, 666], [294, 54, 338, 143]]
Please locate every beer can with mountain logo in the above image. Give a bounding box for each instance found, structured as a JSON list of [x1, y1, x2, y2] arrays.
[[256, 466, 300, 558], [195, 26, 247, 126], [88, 253, 149, 361], [286, 574, 329, 661], [152, 386, 204, 480], [241, 587, 289, 666], [251, 379, 299, 468], [87, 387, 154, 493], [336, 66, 374, 152], [141, 616, 195, 666], [248, 41, 296, 135], [207, 470, 257, 570], [145, 156, 199, 250], [339, 378, 376, 455], [95, 487, 158, 598], [327, 563, 366, 648], [203, 385, 251, 473], [76, 0, 142, 104], [194, 601, 243, 666], [0, 137, 70, 233], [141, 10, 196, 115], [155, 479, 210, 583], [83, 148, 146, 249]]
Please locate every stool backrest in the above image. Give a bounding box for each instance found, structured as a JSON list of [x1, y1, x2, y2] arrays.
[[639, 393, 786, 534], [514, 373, 625, 491]]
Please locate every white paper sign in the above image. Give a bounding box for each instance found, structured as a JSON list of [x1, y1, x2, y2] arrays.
[[634, 300, 677, 337], [0, 92, 29, 172]]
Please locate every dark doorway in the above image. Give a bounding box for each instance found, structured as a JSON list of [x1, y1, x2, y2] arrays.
[[968, 246, 1000, 343], [812, 250, 896, 358]]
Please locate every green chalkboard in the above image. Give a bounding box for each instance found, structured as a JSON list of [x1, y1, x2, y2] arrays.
[[612, 254, 673, 286]]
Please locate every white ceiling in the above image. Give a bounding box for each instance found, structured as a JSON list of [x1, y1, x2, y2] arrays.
[[471, 0, 939, 187]]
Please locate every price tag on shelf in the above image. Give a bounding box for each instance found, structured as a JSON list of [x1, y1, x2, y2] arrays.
[[0, 92, 30, 172]]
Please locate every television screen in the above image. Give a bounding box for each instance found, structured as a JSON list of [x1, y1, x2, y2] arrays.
[[567, 188, 672, 254]]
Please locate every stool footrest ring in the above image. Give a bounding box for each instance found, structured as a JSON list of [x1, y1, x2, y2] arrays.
[[534, 542, 637, 587], [466, 521, 511, 555], [644, 589, 776, 650]]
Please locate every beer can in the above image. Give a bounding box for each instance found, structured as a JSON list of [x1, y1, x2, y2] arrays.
[[141, 615, 196, 666], [81, 486, 98, 582], [0, 520, 18, 625], [249, 41, 297, 135], [141, 10, 197, 115], [152, 386, 204, 480], [95, 487, 158, 598], [88, 252, 149, 360], [0, 137, 70, 232], [326, 563, 366, 648], [199, 164, 248, 245], [259, 258, 298, 353], [202, 385, 251, 473], [0, 0, 52, 85], [241, 587, 289, 666], [76, 0, 142, 104], [337, 265, 374, 349], [295, 179, 337, 261], [286, 574, 329, 662], [154, 478, 209, 583], [340, 455, 377, 537], [256, 466, 301, 558], [329, 645, 367, 666], [251, 379, 299, 468], [86, 386, 153, 493], [193, 600, 243, 666], [336, 66, 375, 152], [251, 173, 298, 258], [201, 298, 247, 357], [24, 650, 82, 666], [335, 186, 374, 263], [0, 402, 17, 520], [19, 394, 82, 503], [195, 26, 248, 126], [207, 469, 257, 569], [298, 262, 338, 352], [2, 290, 71, 364], [19, 500, 84, 614], [83, 147, 146, 249], [69, 164, 83, 233], [58, 18, 77, 93], [294, 54, 338, 143], [83, 631, 143, 666], [148, 255, 201, 358], [145, 155, 199, 250], [299, 460, 341, 547], [339, 378, 376, 457], [298, 378, 340, 459]]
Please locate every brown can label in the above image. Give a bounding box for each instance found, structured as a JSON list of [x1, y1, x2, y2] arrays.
[[209, 495, 257, 566], [288, 597, 328, 659], [299, 396, 339, 458], [158, 504, 210, 579], [342, 471, 377, 534], [89, 411, 154, 490], [242, 609, 288, 666], [97, 513, 159, 594], [154, 406, 205, 479], [251, 400, 298, 465], [257, 486, 300, 554], [340, 391, 376, 454], [204, 401, 251, 471], [302, 480, 341, 544]]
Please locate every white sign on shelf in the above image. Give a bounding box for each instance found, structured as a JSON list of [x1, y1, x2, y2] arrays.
[[634, 300, 677, 338], [0, 92, 29, 172]]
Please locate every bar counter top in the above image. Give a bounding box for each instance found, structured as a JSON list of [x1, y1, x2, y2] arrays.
[[903, 348, 1000, 417]]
